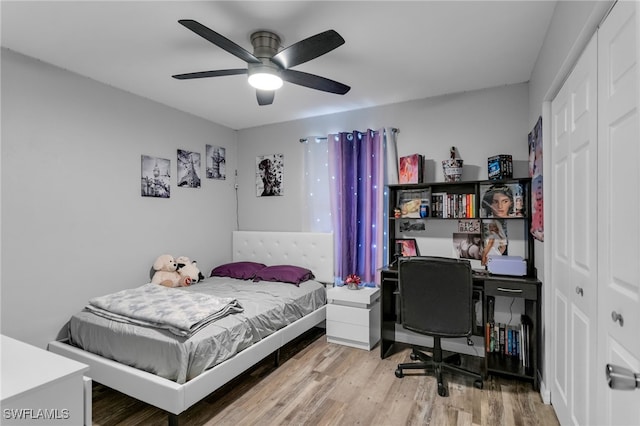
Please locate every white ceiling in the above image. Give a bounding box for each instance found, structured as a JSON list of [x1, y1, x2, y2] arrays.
[[1, 1, 557, 130]]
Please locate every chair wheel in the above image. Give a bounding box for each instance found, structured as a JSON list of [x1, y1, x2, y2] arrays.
[[474, 379, 483, 389], [410, 352, 418, 361], [437, 382, 447, 397], [395, 368, 404, 378]]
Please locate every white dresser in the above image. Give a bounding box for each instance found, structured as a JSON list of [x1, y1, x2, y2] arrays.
[[1, 335, 90, 425], [326, 286, 381, 350]]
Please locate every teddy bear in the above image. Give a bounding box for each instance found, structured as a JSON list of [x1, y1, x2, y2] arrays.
[[151, 254, 189, 287], [176, 256, 204, 285]]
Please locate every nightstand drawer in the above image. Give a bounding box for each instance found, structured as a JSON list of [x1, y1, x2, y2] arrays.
[[327, 304, 372, 327], [326, 320, 368, 342]]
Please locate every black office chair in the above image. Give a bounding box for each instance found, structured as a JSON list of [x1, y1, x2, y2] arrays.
[[394, 256, 484, 396]]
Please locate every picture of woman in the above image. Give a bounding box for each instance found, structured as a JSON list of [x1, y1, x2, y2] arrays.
[[454, 233, 483, 260], [481, 220, 508, 266], [482, 185, 513, 217], [480, 184, 525, 218]]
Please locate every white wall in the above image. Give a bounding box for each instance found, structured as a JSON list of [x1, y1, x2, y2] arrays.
[[237, 83, 530, 232], [1, 49, 239, 348]]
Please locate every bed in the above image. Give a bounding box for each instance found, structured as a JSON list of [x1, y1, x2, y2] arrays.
[[48, 231, 334, 425]]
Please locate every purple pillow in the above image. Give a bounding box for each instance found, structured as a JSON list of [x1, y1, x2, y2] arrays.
[[252, 265, 315, 286], [210, 261, 267, 280]]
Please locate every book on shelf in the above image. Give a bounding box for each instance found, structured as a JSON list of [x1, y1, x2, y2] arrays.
[[399, 153, 424, 184], [430, 192, 476, 218], [484, 315, 531, 362]]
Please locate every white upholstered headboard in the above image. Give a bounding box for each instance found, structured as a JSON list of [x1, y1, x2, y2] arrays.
[[232, 231, 334, 284]]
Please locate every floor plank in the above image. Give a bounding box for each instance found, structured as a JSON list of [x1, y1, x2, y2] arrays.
[[91, 329, 559, 425]]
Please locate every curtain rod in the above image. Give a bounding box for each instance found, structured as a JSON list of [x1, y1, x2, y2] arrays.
[[299, 128, 399, 143]]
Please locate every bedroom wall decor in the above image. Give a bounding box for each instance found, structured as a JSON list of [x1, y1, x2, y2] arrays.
[[141, 155, 170, 198], [177, 149, 201, 188], [528, 116, 543, 241], [206, 144, 226, 180], [256, 153, 284, 196]]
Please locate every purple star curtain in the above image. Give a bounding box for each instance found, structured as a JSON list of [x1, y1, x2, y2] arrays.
[[328, 130, 385, 285]]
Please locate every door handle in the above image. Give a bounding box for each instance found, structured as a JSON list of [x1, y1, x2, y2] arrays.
[[611, 311, 624, 326], [575, 286, 584, 296], [606, 364, 640, 390]]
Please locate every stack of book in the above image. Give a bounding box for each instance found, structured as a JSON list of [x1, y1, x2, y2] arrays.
[[431, 192, 476, 218], [484, 296, 532, 368]]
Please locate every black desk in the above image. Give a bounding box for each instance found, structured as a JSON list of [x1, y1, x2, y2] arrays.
[[380, 267, 541, 389]]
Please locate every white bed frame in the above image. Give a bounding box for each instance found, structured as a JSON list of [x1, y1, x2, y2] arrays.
[[48, 231, 334, 425]]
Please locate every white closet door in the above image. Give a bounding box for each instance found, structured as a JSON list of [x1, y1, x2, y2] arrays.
[[597, 1, 640, 424], [550, 34, 598, 426]]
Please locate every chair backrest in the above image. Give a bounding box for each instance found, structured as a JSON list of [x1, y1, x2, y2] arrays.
[[398, 256, 473, 337]]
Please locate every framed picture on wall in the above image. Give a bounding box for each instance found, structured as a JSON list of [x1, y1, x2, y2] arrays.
[[177, 149, 201, 188], [141, 155, 170, 198], [256, 153, 284, 196], [206, 145, 226, 180], [395, 238, 420, 257]]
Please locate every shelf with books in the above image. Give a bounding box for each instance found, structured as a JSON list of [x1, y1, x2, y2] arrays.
[[484, 312, 534, 378], [388, 177, 535, 276], [483, 280, 540, 387]]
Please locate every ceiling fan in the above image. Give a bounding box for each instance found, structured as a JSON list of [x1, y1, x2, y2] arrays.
[[172, 20, 351, 106]]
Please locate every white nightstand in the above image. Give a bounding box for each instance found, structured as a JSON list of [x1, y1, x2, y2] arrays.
[[1, 335, 90, 425], [326, 286, 381, 350]]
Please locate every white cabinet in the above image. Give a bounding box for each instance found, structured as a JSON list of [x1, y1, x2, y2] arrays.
[[326, 286, 381, 350], [1, 335, 90, 425]]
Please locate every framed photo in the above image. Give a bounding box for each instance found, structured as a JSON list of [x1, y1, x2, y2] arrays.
[[479, 182, 527, 218], [141, 155, 170, 198], [397, 189, 430, 218], [395, 238, 420, 257], [177, 149, 201, 188], [206, 145, 226, 180], [256, 154, 284, 196]]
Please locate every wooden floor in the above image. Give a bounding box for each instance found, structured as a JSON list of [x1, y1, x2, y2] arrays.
[[91, 328, 559, 426]]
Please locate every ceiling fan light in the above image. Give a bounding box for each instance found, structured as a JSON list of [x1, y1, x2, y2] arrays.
[[248, 72, 283, 91]]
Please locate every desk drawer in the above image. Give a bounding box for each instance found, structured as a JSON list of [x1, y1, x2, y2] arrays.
[[484, 281, 537, 300]]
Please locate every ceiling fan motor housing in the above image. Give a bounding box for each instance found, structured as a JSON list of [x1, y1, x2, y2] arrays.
[[248, 31, 282, 78]]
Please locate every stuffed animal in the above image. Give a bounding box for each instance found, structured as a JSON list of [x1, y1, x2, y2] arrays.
[[176, 256, 204, 285], [151, 254, 184, 287]]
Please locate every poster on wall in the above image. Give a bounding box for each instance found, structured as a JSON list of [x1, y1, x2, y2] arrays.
[[206, 145, 226, 180], [528, 116, 544, 241], [256, 153, 284, 196], [141, 155, 170, 198], [454, 219, 483, 260], [481, 219, 509, 266], [177, 149, 201, 188]]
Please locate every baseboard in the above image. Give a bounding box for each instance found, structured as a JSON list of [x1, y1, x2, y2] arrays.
[[537, 371, 551, 404]]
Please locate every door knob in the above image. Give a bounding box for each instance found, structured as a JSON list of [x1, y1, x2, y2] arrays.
[[611, 311, 624, 326], [606, 364, 640, 390], [575, 286, 584, 296]]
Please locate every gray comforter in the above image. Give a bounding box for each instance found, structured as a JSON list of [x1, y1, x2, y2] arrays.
[[69, 277, 326, 384], [86, 283, 244, 337]]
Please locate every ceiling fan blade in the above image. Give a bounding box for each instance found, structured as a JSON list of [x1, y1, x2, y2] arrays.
[[281, 69, 350, 95], [256, 90, 275, 106], [272, 30, 345, 69], [172, 69, 248, 80], [178, 20, 261, 64]]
